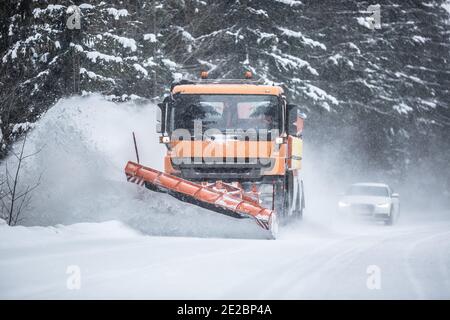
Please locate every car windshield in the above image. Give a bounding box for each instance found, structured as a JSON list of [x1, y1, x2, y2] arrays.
[[170, 94, 280, 135], [346, 185, 389, 197]]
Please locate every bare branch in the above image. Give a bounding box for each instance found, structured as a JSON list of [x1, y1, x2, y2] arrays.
[[15, 217, 25, 224], [13, 179, 41, 202], [1, 132, 42, 226], [9, 149, 20, 160], [14, 185, 30, 225], [5, 163, 13, 195], [20, 146, 44, 161], [0, 195, 10, 211]]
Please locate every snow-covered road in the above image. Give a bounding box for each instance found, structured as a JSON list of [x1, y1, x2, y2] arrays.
[[1, 210, 449, 299], [1, 95, 448, 299]]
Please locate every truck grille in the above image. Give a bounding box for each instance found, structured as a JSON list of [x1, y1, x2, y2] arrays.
[[172, 158, 273, 181]]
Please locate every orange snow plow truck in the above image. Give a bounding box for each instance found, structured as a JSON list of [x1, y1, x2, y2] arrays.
[[125, 72, 305, 239]]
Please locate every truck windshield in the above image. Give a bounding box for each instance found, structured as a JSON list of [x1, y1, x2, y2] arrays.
[[169, 94, 280, 135], [346, 186, 389, 197]]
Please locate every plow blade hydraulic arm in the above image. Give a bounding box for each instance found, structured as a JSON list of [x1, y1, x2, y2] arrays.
[[124, 161, 277, 235]]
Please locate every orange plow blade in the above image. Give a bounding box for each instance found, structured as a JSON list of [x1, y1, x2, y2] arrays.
[[124, 161, 277, 236]]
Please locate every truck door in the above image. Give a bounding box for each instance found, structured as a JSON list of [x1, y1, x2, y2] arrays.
[[286, 105, 305, 170]]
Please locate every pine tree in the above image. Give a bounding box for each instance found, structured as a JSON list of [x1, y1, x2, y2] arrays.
[[1, 0, 449, 197]]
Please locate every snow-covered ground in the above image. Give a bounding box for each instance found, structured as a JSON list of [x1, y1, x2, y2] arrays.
[[0, 95, 449, 299], [1, 211, 449, 299]]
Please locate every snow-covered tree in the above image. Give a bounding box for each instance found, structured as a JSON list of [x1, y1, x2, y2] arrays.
[[1, 0, 449, 198]]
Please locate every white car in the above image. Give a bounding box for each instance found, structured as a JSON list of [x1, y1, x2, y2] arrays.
[[338, 183, 400, 225]]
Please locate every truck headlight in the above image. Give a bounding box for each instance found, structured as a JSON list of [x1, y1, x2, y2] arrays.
[[275, 137, 284, 145], [338, 201, 350, 208], [159, 136, 170, 144], [376, 202, 390, 208]]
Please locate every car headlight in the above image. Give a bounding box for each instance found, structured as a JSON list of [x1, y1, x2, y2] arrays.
[[338, 201, 350, 208], [376, 202, 390, 208]]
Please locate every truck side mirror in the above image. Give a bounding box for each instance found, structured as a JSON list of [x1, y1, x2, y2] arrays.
[[391, 193, 399, 198], [156, 101, 167, 134], [156, 106, 162, 133], [286, 104, 307, 137]]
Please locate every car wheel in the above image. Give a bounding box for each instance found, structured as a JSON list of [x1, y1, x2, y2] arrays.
[[384, 206, 394, 226]]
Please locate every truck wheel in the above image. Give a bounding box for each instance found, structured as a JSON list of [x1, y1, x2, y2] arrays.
[[287, 172, 303, 219], [273, 177, 288, 220], [384, 206, 394, 226], [295, 179, 305, 220], [273, 172, 302, 221], [285, 172, 294, 217], [269, 212, 279, 239], [274, 172, 302, 221]]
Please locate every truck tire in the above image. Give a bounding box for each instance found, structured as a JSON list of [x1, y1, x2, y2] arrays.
[[296, 179, 305, 220], [288, 172, 304, 220], [273, 172, 302, 220], [274, 178, 288, 219]]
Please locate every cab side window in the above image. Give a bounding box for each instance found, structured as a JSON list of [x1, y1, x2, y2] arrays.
[[287, 104, 305, 137]]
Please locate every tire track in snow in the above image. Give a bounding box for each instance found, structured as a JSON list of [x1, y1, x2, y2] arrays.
[[225, 233, 372, 298], [274, 235, 387, 298], [253, 223, 450, 298], [403, 229, 450, 299]]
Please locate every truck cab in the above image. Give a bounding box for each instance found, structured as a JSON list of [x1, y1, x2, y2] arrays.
[[156, 75, 306, 219]]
